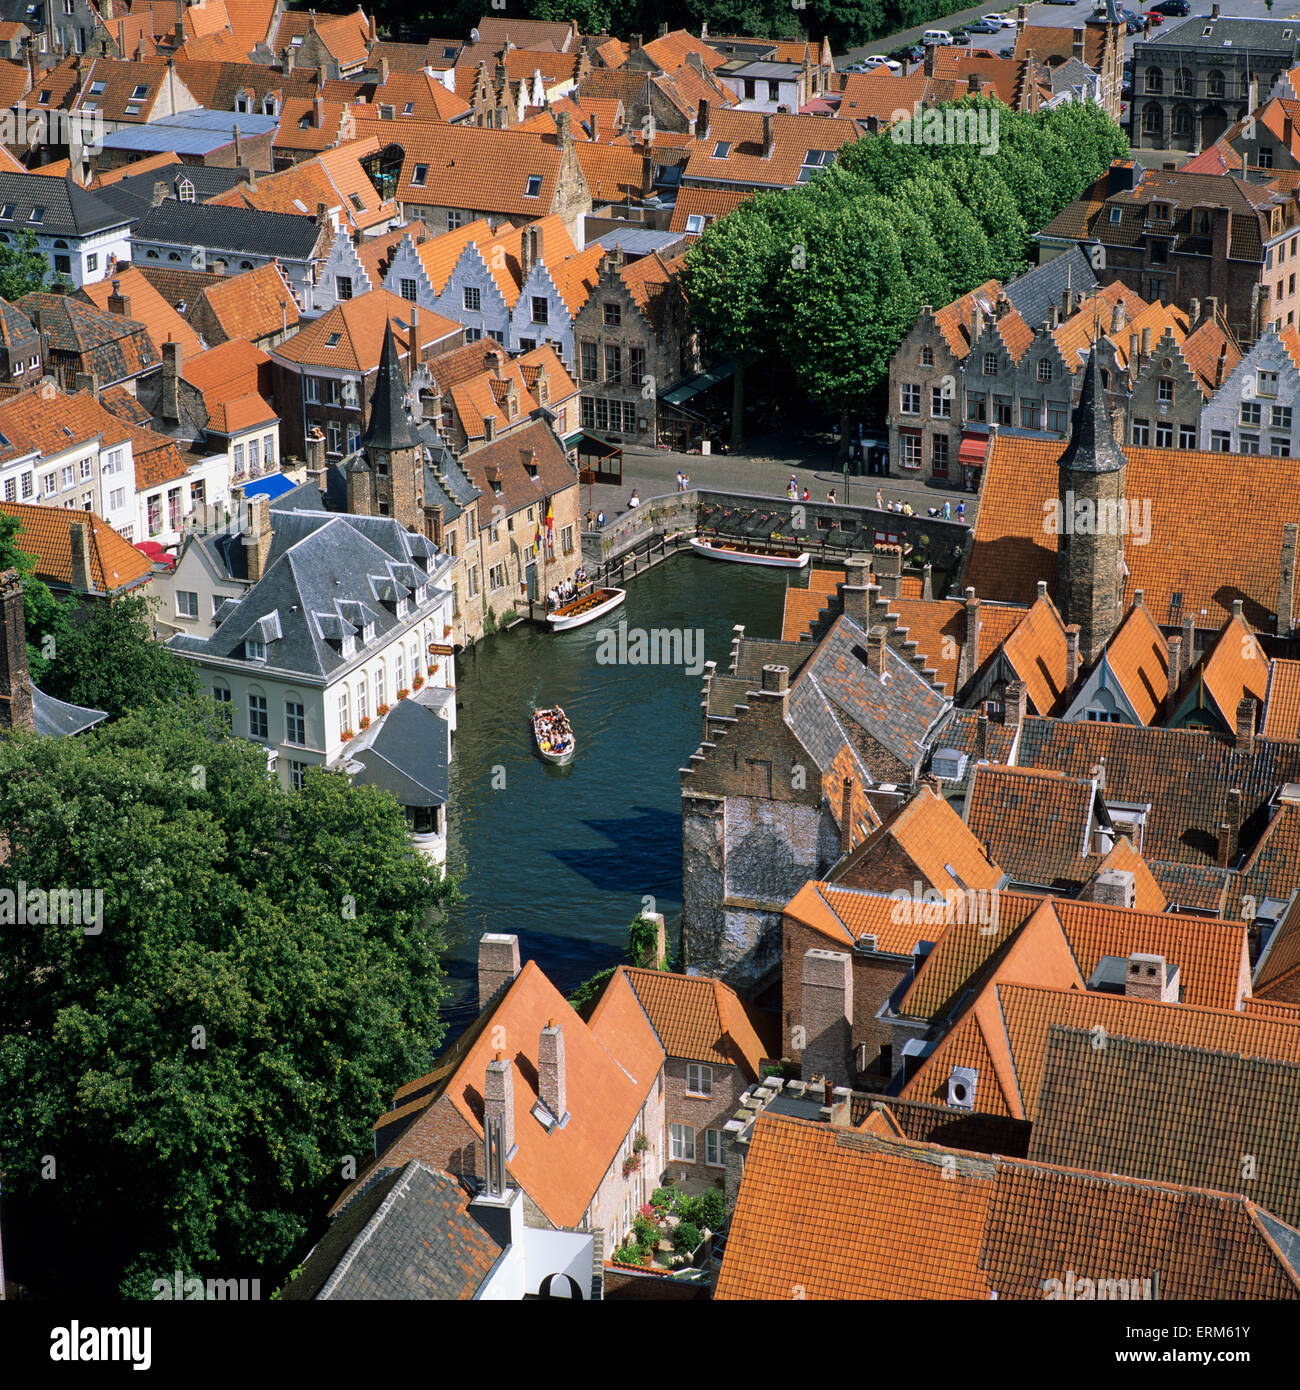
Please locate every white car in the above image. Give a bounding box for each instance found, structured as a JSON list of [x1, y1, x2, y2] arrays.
[[862, 54, 903, 71], [984, 11, 1016, 24]]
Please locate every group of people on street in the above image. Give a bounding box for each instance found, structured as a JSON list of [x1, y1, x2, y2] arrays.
[[547, 571, 587, 610], [787, 476, 812, 502], [874, 487, 964, 523], [675, 471, 693, 491]]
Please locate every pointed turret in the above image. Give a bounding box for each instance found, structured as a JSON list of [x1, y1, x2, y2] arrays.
[[1058, 346, 1126, 475], [363, 320, 419, 452]]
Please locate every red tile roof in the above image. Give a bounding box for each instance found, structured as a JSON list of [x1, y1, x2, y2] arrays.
[[0, 500, 153, 593]]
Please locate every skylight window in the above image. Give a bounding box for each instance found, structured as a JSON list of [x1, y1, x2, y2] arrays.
[[713, 140, 731, 157], [88, 80, 105, 94], [443, 46, 457, 58], [524, 173, 542, 197], [325, 332, 342, 347], [125, 104, 140, 116], [685, 213, 705, 233], [0, 205, 13, 220], [349, 192, 364, 211], [796, 148, 835, 182], [29, 207, 44, 223], [403, 101, 414, 115], [82, 102, 97, 111], [132, 84, 149, 99], [299, 114, 312, 129], [411, 163, 428, 185], [1110, 206, 1122, 223], [37, 89, 50, 103]]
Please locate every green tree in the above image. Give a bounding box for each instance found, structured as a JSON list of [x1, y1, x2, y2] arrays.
[[898, 173, 996, 296], [0, 510, 71, 683], [0, 697, 456, 1297], [0, 227, 51, 300], [38, 592, 199, 718]]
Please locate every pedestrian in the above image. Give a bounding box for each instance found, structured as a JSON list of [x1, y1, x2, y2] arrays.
[[876, 488, 884, 509], [629, 489, 641, 508], [789, 474, 797, 494], [676, 470, 684, 491], [827, 489, 836, 503], [958, 502, 966, 522], [597, 509, 606, 527], [802, 487, 810, 502], [903, 502, 914, 517], [943, 500, 951, 520]]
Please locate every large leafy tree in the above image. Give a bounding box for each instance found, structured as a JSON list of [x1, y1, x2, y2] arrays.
[[0, 511, 70, 684], [38, 592, 199, 719], [0, 227, 50, 301], [0, 697, 456, 1297]]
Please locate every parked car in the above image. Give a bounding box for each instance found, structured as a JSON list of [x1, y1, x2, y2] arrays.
[[1042, 0, 1074, 7], [984, 11, 1017, 25], [1144, 10, 1164, 22], [923, 29, 954, 44], [1153, 0, 1189, 13], [999, 45, 1015, 56], [965, 20, 1002, 34], [888, 43, 919, 62]]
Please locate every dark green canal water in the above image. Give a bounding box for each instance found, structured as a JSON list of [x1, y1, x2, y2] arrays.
[[441, 552, 791, 1029]]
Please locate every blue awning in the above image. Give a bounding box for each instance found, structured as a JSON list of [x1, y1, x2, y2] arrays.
[[240, 474, 296, 501]]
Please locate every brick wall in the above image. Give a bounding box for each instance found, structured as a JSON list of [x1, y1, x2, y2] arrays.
[[660, 1057, 748, 1186]]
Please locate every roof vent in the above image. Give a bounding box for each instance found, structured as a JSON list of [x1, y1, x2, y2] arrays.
[[855, 933, 879, 953], [947, 1065, 978, 1111], [932, 748, 968, 782]]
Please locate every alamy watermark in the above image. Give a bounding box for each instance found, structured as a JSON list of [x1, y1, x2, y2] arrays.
[[3, 102, 105, 154], [0, 882, 102, 934], [888, 880, 1000, 932], [596, 621, 706, 677], [1043, 491, 1152, 546], [1041, 1269, 1154, 1301], [890, 104, 999, 156], [152, 1271, 262, 1300]]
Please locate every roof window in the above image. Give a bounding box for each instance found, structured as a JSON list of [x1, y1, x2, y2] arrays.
[[524, 173, 542, 196], [325, 332, 342, 348]]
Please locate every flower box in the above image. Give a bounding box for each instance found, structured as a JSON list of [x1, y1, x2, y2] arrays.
[[377, 703, 390, 716], [397, 687, 410, 700], [443, 625, 452, 637], [340, 727, 355, 741], [412, 674, 425, 690], [359, 716, 371, 730]]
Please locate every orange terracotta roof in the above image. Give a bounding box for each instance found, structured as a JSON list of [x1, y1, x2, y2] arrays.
[[966, 437, 1300, 633], [1263, 658, 1300, 741], [668, 184, 754, 234], [575, 140, 647, 202], [999, 592, 1070, 716], [546, 242, 603, 318], [683, 108, 856, 189], [182, 337, 270, 400], [368, 69, 471, 122], [222, 0, 278, 53], [78, 266, 202, 358], [640, 29, 724, 73], [1080, 836, 1167, 913], [92, 149, 180, 187], [783, 881, 936, 957], [1100, 600, 1168, 726], [0, 383, 133, 463], [206, 393, 277, 434], [617, 966, 767, 1076], [195, 261, 301, 344], [1199, 610, 1270, 728], [1256, 893, 1300, 999], [275, 288, 458, 372], [0, 500, 153, 593]]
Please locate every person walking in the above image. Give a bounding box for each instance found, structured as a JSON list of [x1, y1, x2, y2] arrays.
[[943, 500, 951, 520], [629, 489, 641, 508], [597, 509, 606, 527], [876, 488, 884, 509], [827, 488, 837, 503], [957, 501, 966, 522]]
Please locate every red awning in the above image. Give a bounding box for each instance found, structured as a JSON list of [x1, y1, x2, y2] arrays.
[[958, 434, 988, 466]]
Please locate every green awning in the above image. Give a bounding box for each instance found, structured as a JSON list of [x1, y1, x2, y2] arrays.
[[661, 360, 737, 406]]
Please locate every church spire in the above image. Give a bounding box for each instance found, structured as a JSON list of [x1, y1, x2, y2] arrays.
[[363, 320, 419, 453], [1058, 341, 1126, 475]]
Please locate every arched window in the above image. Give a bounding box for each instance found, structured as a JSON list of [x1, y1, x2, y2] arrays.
[[374, 660, 386, 711], [1173, 106, 1194, 136], [1143, 104, 1163, 136], [240, 260, 253, 270], [410, 640, 421, 679], [53, 238, 67, 248], [167, 251, 181, 261], [178, 179, 195, 202], [1145, 67, 1163, 94], [146, 248, 160, 259], [395, 647, 406, 691], [1207, 70, 1224, 98]]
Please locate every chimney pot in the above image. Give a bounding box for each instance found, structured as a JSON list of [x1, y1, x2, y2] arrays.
[[1237, 695, 1257, 755], [478, 932, 521, 1010], [1005, 679, 1027, 730]]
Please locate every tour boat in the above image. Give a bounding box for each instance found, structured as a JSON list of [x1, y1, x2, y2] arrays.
[[688, 536, 810, 569], [532, 706, 575, 765], [547, 586, 626, 631]]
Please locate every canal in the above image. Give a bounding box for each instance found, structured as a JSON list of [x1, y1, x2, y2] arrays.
[[440, 552, 791, 1030]]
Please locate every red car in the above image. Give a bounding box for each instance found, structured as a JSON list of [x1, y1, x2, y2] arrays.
[[1144, 10, 1164, 22]]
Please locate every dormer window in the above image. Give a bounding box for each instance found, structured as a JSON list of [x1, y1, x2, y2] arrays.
[[396, 596, 409, 617], [246, 638, 267, 661], [380, 104, 395, 119], [299, 114, 312, 129], [178, 179, 195, 203], [524, 174, 542, 197], [325, 332, 342, 348], [362, 620, 375, 642], [411, 163, 428, 186], [263, 96, 278, 116], [341, 634, 355, 657]]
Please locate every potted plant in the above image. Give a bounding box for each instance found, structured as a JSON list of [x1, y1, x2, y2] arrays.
[[340, 727, 355, 741], [376, 703, 390, 716], [633, 1134, 648, 1153], [359, 715, 371, 731], [443, 624, 452, 637], [397, 687, 410, 700], [412, 673, 425, 690]]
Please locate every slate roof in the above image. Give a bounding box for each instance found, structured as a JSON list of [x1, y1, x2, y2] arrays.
[[77, 266, 203, 358], [715, 1113, 1300, 1300], [1256, 892, 1300, 1000], [1002, 246, 1098, 332], [282, 1161, 499, 1300], [32, 685, 107, 737], [167, 512, 450, 682], [965, 766, 1100, 892], [420, 424, 480, 524], [853, 1095, 1032, 1158], [789, 612, 950, 771], [16, 291, 158, 383], [0, 171, 132, 237], [131, 199, 324, 261], [1029, 1027, 1300, 1230], [346, 693, 448, 808], [93, 162, 253, 222], [1145, 14, 1300, 48]]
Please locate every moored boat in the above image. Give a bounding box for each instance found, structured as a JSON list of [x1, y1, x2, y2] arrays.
[[547, 586, 627, 631], [532, 706, 575, 764], [688, 536, 810, 568]]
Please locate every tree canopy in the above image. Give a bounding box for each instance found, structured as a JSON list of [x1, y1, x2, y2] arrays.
[[683, 98, 1130, 436], [0, 698, 457, 1297], [0, 228, 51, 301], [0, 511, 69, 684]]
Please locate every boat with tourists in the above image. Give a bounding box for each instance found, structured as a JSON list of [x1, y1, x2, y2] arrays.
[[532, 706, 575, 764], [547, 586, 627, 631]]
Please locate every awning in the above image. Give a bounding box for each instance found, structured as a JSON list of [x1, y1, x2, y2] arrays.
[[240, 473, 296, 501], [661, 360, 736, 406], [958, 433, 989, 466]]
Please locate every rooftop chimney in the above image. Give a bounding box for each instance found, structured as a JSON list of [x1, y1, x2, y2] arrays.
[[866, 625, 887, 676], [1165, 634, 1181, 719], [1237, 695, 1257, 755], [161, 340, 181, 422], [762, 112, 774, 159], [0, 569, 36, 732], [696, 97, 710, 140], [305, 426, 327, 484], [478, 932, 520, 1010], [799, 948, 853, 1087], [1005, 678, 1027, 731], [1093, 868, 1135, 909], [152, 180, 169, 207], [107, 278, 130, 318], [539, 1019, 566, 1122], [1180, 613, 1194, 677], [964, 586, 981, 686], [243, 493, 272, 584], [1280, 522, 1298, 638], [840, 775, 854, 858], [1126, 952, 1179, 1003], [1065, 623, 1080, 687], [69, 519, 93, 593], [483, 1053, 515, 1194]]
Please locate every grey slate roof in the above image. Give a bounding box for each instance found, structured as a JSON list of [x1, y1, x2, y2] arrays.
[[1057, 348, 1125, 475], [0, 171, 133, 238], [168, 512, 452, 680], [1002, 246, 1098, 332], [592, 227, 687, 258], [1049, 58, 1097, 94], [346, 694, 449, 807], [270, 478, 329, 514], [95, 164, 254, 223], [1146, 14, 1300, 49], [791, 613, 951, 770], [280, 1161, 501, 1301], [363, 320, 419, 452], [420, 424, 481, 523], [132, 200, 323, 262], [33, 686, 107, 738]]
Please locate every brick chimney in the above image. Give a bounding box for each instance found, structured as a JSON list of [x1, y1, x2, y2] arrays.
[[0, 569, 36, 733], [483, 1052, 515, 1181], [964, 586, 981, 684], [1005, 678, 1027, 730], [1180, 612, 1194, 677], [874, 546, 902, 600], [799, 948, 853, 1086], [1065, 623, 1080, 687], [696, 97, 710, 140], [1125, 952, 1178, 1003], [478, 932, 520, 1010], [539, 1019, 566, 1120], [866, 626, 887, 676], [839, 557, 871, 628], [555, 110, 573, 150], [1237, 695, 1257, 755], [69, 518, 93, 593], [1093, 868, 1135, 908], [840, 775, 854, 857], [152, 180, 169, 207], [107, 277, 130, 318], [1279, 522, 1298, 638], [305, 427, 327, 484], [762, 112, 775, 159], [409, 303, 420, 365], [243, 493, 272, 583], [1165, 634, 1181, 718], [161, 340, 181, 422]]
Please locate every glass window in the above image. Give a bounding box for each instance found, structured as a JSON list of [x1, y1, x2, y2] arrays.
[[338, 687, 350, 735], [1241, 401, 1262, 427], [669, 1124, 695, 1162], [1132, 419, 1150, 446], [1210, 430, 1231, 451], [400, 278, 416, 301], [463, 286, 481, 312], [248, 693, 268, 739], [212, 685, 232, 723], [176, 591, 198, 618], [685, 1063, 713, 1096], [603, 300, 621, 327], [930, 385, 950, 418], [900, 383, 921, 414], [1037, 359, 1053, 383], [285, 700, 305, 744], [705, 1129, 723, 1167]]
